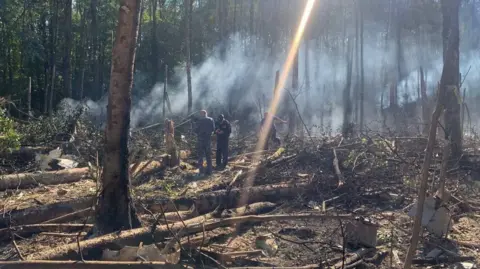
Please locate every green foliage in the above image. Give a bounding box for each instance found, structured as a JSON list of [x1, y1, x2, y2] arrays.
[[0, 109, 21, 153]]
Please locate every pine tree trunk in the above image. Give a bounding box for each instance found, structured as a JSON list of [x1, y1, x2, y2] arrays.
[[359, 0, 365, 133], [185, 0, 193, 114], [78, 6, 87, 100], [95, 0, 142, 235], [151, 0, 158, 84], [288, 54, 299, 134], [91, 0, 100, 100], [442, 0, 462, 159], [63, 0, 72, 99]]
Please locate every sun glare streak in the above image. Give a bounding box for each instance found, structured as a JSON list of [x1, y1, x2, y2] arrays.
[[238, 0, 317, 207]]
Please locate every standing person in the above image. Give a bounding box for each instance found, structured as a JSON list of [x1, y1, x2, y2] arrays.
[[195, 110, 215, 175], [260, 112, 287, 150], [215, 114, 231, 169]]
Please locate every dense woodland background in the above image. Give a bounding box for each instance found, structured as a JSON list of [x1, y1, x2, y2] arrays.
[[0, 0, 479, 131]]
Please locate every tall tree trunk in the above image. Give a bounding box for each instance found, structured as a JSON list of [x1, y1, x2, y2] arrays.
[[359, 0, 365, 133], [304, 38, 311, 123], [41, 12, 49, 113], [442, 0, 462, 159], [151, 0, 159, 84], [402, 1, 461, 268], [342, 35, 354, 137], [233, 0, 236, 34], [27, 77, 31, 115], [63, 0, 72, 99], [49, 0, 59, 115], [78, 6, 88, 100], [249, 0, 254, 53], [288, 54, 299, 134], [91, 0, 100, 99], [354, 0, 360, 124], [95, 0, 142, 235], [163, 64, 168, 119], [420, 67, 429, 135], [185, 0, 193, 114]]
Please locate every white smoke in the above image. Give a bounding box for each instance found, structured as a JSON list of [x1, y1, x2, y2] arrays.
[[65, 29, 480, 133]]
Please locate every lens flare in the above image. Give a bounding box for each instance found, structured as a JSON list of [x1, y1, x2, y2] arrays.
[[238, 0, 317, 207]]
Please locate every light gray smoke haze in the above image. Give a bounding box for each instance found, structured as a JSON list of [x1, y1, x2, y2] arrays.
[[61, 29, 480, 133]]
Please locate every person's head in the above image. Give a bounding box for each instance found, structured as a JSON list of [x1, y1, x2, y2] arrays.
[[199, 110, 207, 118], [217, 114, 224, 122]]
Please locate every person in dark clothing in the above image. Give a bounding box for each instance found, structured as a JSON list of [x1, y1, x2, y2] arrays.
[[215, 114, 231, 169], [260, 112, 287, 150], [195, 110, 215, 175]]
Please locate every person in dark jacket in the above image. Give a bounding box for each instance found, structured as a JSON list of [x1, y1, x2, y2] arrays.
[[260, 112, 287, 150], [195, 110, 215, 175], [215, 114, 231, 169]]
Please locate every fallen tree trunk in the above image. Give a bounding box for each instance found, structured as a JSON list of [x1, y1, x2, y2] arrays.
[[29, 209, 350, 260], [0, 223, 93, 241], [146, 181, 311, 213], [1, 182, 311, 228], [41, 208, 93, 224], [0, 260, 187, 269], [0, 167, 90, 191], [0, 197, 93, 228]]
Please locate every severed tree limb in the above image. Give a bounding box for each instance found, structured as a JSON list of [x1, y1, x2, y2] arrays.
[[29, 211, 351, 260], [0, 182, 310, 228], [40, 232, 88, 237], [436, 140, 450, 199], [0, 224, 93, 241], [333, 149, 344, 187], [412, 256, 475, 265], [333, 248, 375, 269], [41, 208, 92, 224], [402, 62, 449, 269], [10, 230, 25, 260], [0, 168, 90, 191], [0, 260, 188, 269]]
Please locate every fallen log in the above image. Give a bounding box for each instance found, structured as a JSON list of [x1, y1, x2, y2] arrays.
[[1, 182, 311, 228], [0, 223, 93, 241], [29, 210, 351, 260], [40, 232, 88, 237], [146, 181, 311, 214], [333, 248, 374, 269], [41, 208, 92, 224], [0, 167, 90, 191], [0, 196, 93, 228], [0, 260, 188, 269], [411, 256, 475, 265]]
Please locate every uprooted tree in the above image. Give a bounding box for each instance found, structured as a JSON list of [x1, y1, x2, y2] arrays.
[[94, 0, 142, 235]]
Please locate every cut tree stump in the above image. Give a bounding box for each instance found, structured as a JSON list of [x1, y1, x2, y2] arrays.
[[0, 167, 90, 191]]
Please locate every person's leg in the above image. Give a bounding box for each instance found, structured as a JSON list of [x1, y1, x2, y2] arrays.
[[263, 130, 271, 150], [216, 140, 222, 167], [197, 141, 204, 174], [271, 129, 280, 147], [222, 139, 229, 167], [205, 142, 213, 175]]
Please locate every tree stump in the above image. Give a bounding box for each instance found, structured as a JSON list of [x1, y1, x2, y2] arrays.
[[164, 119, 179, 167]]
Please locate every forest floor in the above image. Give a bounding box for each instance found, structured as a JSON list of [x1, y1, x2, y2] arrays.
[[0, 120, 480, 268]]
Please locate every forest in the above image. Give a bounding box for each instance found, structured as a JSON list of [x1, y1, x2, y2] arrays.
[[0, 0, 479, 268]]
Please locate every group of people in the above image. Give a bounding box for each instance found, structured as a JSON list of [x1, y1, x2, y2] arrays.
[[194, 110, 287, 176]]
